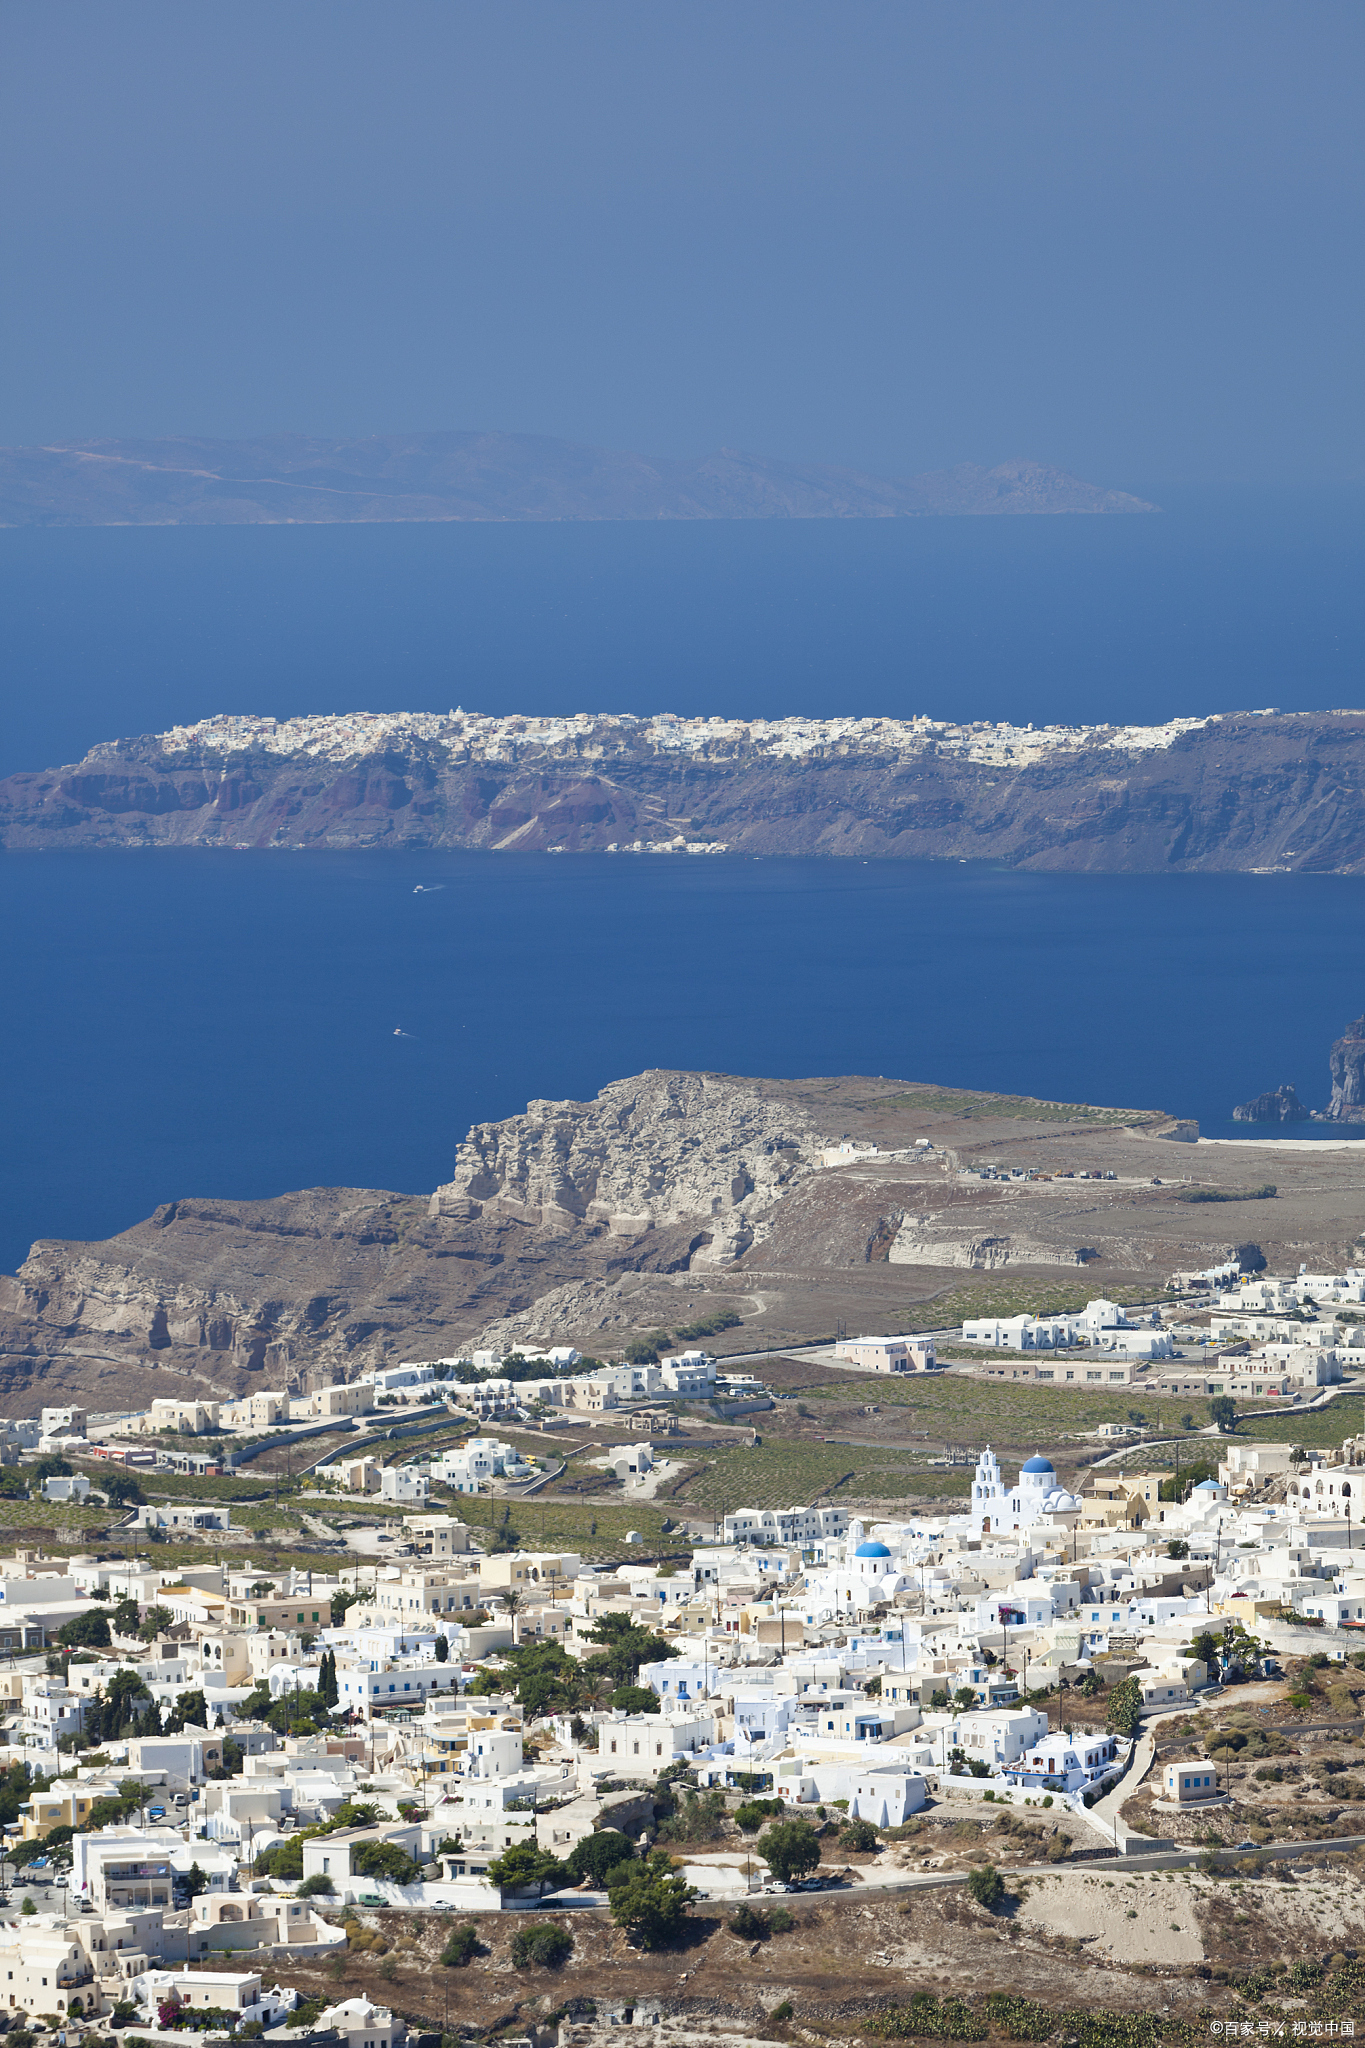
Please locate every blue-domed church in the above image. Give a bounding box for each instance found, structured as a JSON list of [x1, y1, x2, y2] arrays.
[[969, 1446, 1080, 1535]]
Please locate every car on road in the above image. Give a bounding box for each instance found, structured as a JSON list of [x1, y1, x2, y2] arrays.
[[357, 1893, 388, 1908]]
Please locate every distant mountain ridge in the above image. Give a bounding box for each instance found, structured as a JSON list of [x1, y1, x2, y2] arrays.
[[0, 430, 1156, 526]]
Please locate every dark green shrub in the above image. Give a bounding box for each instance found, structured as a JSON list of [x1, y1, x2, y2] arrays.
[[510, 1923, 573, 1969], [734, 1798, 784, 1833], [727, 1902, 769, 1940], [439, 1922, 481, 1967], [966, 1863, 1005, 1909], [566, 1829, 635, 1884]]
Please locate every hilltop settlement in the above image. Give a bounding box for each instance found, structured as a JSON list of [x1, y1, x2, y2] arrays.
[[7, 1249, 1365, 2047], [4, 1073, 1365, 2043]]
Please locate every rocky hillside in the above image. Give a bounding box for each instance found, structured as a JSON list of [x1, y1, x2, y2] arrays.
[[0, 430, 1153, 526], [5, 1067, 1360, 1419], [430, 1070, 825, 1263], [5, 706, 1364, 871]]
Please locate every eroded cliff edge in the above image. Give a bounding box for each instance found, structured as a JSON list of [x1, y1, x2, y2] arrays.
[[4, 1068, 1360, 1421], [5, 706, 1365, 871]]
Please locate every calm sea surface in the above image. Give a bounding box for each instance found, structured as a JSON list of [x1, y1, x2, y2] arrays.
[[2, 495, 1363, 1272], [2, 850, 1364, 1277], [1, 486, 1363, 775]]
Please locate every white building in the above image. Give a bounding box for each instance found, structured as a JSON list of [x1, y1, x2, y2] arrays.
[[967, 1449, 1080, 1537], [42, 1474, 91, 1503], [722, 1505, 848, 1547], [658, 1351, 716, 1395], [777, 1760, 926, 1825], [379, 1466, 429, 1504], [315, 1999, 404, 2048]]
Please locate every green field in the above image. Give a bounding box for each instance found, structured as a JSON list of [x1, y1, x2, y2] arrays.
[[663, 1437, 968, 1517], [872, 1087, 1162, 1126], [893, 1279, 1156, 1333], [777, 1366, 1201, 1440], [1234, 1392, 1365, 1450]]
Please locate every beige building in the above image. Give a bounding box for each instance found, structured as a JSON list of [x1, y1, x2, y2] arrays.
[[225, 1590, 328, 1629], [196, 1630, 253, 1683], [1163, 1760, 1220, 1803], [0, 1926, 97, 2017], [373, 1568, 481, 1620], [221, 1391, 289, 1430], [978, 1357, 1135, 1386], [22, 1781, 110, 1839], [403, 1512, 473, 1557], [187, 1893, 324, 1957], [144, 1398, 221, 1436], [478, 1550, 580, 1592], [319, 1454, 383, 1493], [292, 1382, 375, 1420], [835, 1336, 936, 1373], [1218, 1442, 1297, 1494]]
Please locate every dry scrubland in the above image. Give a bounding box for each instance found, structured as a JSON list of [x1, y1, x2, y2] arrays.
[[232, 1665, 1365, 2045], [259, 1853, 1365, 2045]]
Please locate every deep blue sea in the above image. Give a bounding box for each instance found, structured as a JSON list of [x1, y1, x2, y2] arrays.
[[2, 492, 1364, 1275], [2, 487, 1363, 775], [3, 850, 1365, 1278]]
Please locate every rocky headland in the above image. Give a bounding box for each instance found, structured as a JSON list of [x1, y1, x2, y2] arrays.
[[1232, 1084, 1310, 1124], [1327, 1016, 1365, 1122], [6, 705, 1365, 871], [4, 1068, 1365, 1420], [1232, 1013, 1365, 1123]]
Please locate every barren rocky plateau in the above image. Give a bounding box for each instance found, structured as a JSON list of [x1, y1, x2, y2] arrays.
[[6, 709, 1365, 871], [3, 1068, 1364, 1419]]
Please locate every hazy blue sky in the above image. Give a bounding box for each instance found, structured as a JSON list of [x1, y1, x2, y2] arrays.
[[1, 1, 1361, 485]]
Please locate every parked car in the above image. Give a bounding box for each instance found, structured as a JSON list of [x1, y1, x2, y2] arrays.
[[357, 1893, 388, 1907]]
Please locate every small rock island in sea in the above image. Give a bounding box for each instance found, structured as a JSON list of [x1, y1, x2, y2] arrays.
[[1233, 1013, 1365, 1123]]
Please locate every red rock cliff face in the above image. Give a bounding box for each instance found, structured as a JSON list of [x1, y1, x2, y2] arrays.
[[4, 710, 1365, 870]]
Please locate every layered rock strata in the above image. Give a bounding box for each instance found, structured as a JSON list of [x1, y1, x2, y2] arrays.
[[6, 707, 1365, 872], [429, 1070, 823, 1264]]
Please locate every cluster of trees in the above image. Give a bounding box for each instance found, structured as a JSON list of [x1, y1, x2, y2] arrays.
[[928, 1685, 981, 1713], [468, 1612, 678, 1721], [478, 1828, 695, 1948], [60, 1669, 206, 1747], [59, 1598, 178, 1654], [239, 1681, 332, 1738], [256, 1799, 423, 1887], [1158, 1457, 1222, 1503], [1105, 1678, 1144, 1738]]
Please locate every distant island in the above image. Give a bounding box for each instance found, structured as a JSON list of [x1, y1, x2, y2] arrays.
[[6, 705, 1365, 871], [0, 429, 1155, 526]]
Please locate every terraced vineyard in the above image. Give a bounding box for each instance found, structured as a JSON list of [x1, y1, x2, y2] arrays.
[[667, 1437, 964, 1517]]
